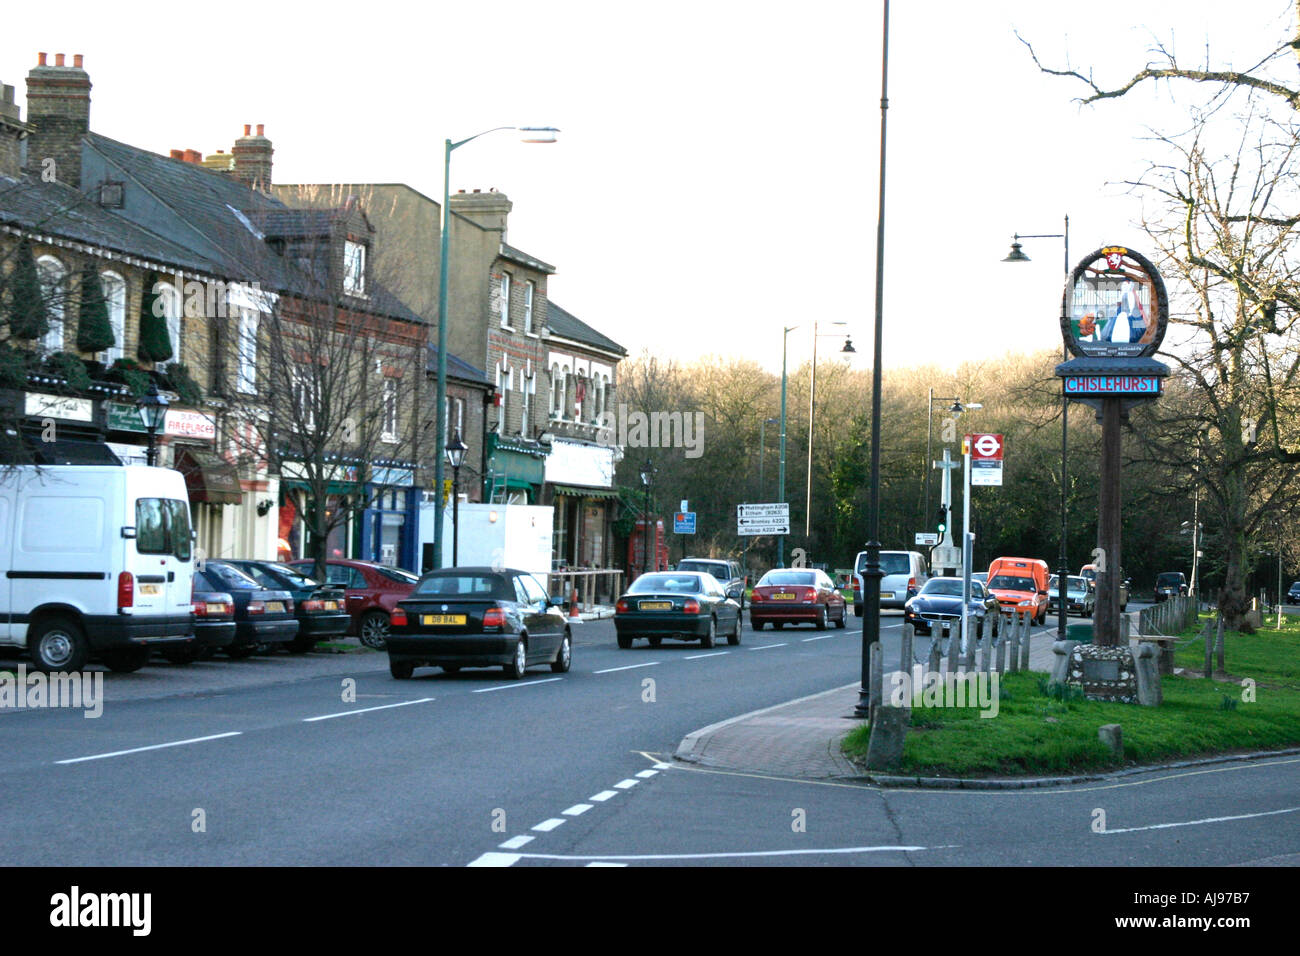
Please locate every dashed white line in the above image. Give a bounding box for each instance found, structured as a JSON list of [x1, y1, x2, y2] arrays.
[[503, 845, 946, 863], [593, 661, 661, 674], [590, 790, 618, 802], [303, 698, 435, 721], [1099, 806, 1300, 835], [684, 651, 728, 660], [499, 835, 534, 850], [472, 678, 563, 693], [56, 731, 243, 765], [562, 804, 593, 816], [613, 779, 639, 789], [586, 862, 627, 867], [532, 818, 567, 832], [635, 769, 658, 779], [749, 642, 787, 651], [802, 635, 833, 643], [652, 762, 673, 770], [468, 852, 521, 867]]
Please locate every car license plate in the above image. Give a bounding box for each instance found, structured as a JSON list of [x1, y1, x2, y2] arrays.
[[140, 584, 160, 596], [266, 601, 285, 612], [324, 601, 339, 610], [773, 593, 796, 600], [880, 591, 894, 600], [422, 614, 466, 625], [639, 601, 671, 611], [205, 603, 226, 615]]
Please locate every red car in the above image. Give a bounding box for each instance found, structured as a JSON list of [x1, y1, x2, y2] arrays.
[[749, 568, 848, 630], [287, 559, 419, 648]]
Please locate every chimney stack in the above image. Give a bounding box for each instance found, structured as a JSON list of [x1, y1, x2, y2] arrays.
[[449, 187, 512, 237], [0, 82, 31, 178], [25, 51, 91, 188], [232, 123, 272, 191]]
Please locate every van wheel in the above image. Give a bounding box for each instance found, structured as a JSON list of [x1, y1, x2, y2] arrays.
[[29, 616, 89, 672], [103, 647, 150, 673]]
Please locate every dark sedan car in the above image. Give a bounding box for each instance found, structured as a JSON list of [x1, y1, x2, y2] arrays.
[[287, 558, 419, 649], [386, 567, 571, 680], [1289, 581, 1300, 604], [749, 568, 847, 630], [903, 577, 1001, 639], [1154, 571, 1188, 602], [160, 585, 235, 664], [196, 561, 299, 658], [225, 560, 349, 653], [615, 571, 742, 647]]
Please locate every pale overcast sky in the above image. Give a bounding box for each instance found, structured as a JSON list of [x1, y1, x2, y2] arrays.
[[3, 0, 1292, 374]]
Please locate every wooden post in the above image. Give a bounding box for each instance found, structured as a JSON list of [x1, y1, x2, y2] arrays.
[[900, 623, 914, 685], [928, 632, 942, 675], [1204, 614, 1214, 679], [1094, 399, 1123, 646], [869, 640, 883, 725], [979, 619, 991, 673], [1215, 614, 1225, 674], [997, 615, 1009, 673], [1019, 611, 1032, 671]]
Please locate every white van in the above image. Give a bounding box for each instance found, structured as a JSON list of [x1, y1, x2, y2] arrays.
[[0, 463, 196, 672], [852, 549, 929, 615]]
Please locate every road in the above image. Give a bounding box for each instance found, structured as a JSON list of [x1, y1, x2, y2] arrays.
[[0, 606, 1295, 868]]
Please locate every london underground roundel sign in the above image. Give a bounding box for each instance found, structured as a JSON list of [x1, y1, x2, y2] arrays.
[[1062, 246, 1168, 359]]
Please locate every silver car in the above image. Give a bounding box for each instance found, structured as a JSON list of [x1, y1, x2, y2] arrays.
[[853, 549, 929, 615]]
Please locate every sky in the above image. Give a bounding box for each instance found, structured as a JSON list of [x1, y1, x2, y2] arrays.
[[3, 0, 1294, 376]]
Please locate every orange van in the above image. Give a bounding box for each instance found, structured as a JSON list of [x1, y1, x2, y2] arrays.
[[986, 557, 1051, 624]]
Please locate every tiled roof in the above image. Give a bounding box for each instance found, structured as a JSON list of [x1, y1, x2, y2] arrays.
[[500, 242, 555, 274], [546, 301, 626, 356], [427, 344, 490, 385]]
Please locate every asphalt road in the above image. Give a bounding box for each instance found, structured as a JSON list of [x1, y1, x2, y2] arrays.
[[1, 606, 1294, 868]]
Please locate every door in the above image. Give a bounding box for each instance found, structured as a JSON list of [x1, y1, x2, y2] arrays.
[[518, 573, 560, 657]]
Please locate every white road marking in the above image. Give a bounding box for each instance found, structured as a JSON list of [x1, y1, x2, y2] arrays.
[[532, 818, 567, 832], [562, 804, 593, 816], [613, 779, 639, 789], [749, 642, 787, 651], [684, 651, 728, 660], [652, 762, 673, 770], [590, 790, 618, 802], [56, 731, 243, 765], [468, 852, 521, 867], [303, 698, 435, 722], [499, 835, 534, 849], [802, 635, 833, 642], [586, 862, 627, 867], [472, 678, 562, 693], [1099, 806, 1300, 835], [635, 769, 658, 778], [593, 661, 660, 674], [502, 844, 946, 863]]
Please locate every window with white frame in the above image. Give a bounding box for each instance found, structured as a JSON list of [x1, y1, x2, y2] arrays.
[[36, 256, 65, 353], [99, 271, 127, 365], [520, 370, 533, 435], [499, 272, 512, 328], [523, 281, 535, 334], [382, 378, 398, 442], [550, 365, 566, 419], [343, 240, 366, 295], [236, 307, 258, 393], [498, 364, 512, 431], [443, 395, 465, 442]]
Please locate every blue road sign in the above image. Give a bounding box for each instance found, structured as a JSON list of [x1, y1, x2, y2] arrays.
[[674, 512, 696, 534]]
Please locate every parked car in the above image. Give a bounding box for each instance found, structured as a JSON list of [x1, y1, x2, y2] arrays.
[[195, 561, 298, 658], [1154, 571, 1188, 602], [224, 560, 349, 653], [750, 568, 847, 630], [0, 460, 196, 673], [287, 558, 419, 649], [1288, 581, 1300, 604], [615, 571, 742, 648], [1049, 574, 1095, 617], [987, 557, 1051, 624], [903, 577, 1001, 639], [1079, 563, 1129, 611], [386, 567, 571, 679], [160, 584, 235, 664], [675, 558, 747, 608], [971, 572, 988, 588], [852, 550, 929, 615]]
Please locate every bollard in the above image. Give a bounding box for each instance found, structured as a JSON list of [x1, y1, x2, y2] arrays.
[[900, 623, 914, 681], [1215, 615, 1225, 673], [869, 640, 883, 725], [1204, 615, 1214, 679], [979, 618, 991, 674], [1019, 611, 1032, 671], [1007, 614, 1021, 673], [928, 633, 943, 676], [997, 615, 1010, 673]]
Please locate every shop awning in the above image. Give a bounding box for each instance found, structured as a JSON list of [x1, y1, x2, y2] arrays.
[[176, 448, 243, 505], [551, 484, 619, 500]]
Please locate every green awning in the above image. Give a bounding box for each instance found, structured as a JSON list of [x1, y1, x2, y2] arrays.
[[552, 484, 619, 500]]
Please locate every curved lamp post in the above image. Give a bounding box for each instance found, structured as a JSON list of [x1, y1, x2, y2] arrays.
[[639, 459, 655, 577], [138, 383, 169, 467], [433, 125, 558, 570], [445, 429, 469, 567]]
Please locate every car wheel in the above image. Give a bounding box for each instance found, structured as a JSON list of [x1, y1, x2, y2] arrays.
[[836, 606, 847, 628], [28, 616, 89, 673], [103, 646, 151, 673], [617, 634, 633, 649], [551, 633, 572, 673], [360, 612, 390, 650], [287, 634, 317, 654], [442, 665, 461, 674], [727, 614, 741, 646], [226, 645, 257, 659], [389, 659, 415, 680], [700, 617, 716, 648], [815, 607, 828, 630], [504, 639, 528, 679], [751, 619, 764, 631], [648, 636, 662, 648], [773, 621, 784, 630]]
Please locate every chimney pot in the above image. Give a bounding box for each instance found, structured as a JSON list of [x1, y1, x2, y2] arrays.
[[473, 188, 481, 193], [37, 53, 47, 66], [74, 54, 83, 68], [243, 124, 251, 136], [256, 123, 264, 136], [55, 54, 65, 67], [170, 149, 184, 159]]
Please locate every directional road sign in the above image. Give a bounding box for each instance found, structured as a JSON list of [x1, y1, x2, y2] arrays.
[[738, 502, 790, 536]]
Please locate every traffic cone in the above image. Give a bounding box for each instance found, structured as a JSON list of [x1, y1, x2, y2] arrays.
[[569, 587, 582, 622]]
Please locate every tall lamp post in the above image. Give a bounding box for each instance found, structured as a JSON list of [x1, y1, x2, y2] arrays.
[[138, 384, 169, 467], [1003, 214, 1069, 638], [805, 321, 855, 536], [759, 417, 778, 500], [433, 125, 558, 571], [639, 459, 655, 577], [924, 393, 981, 521], [445, 430, 468, 567]]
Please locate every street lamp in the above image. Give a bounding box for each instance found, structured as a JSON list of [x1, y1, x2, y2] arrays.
[[924, 393, 981, 521], [759, 417, 778, 500], [138, 383, 169, 467], [432, 125, 558, 571], [444, 430, 468, 567], [1003, 215, 1070, 638], [639, 459, 655, 577], [805, 320, 856, 537]]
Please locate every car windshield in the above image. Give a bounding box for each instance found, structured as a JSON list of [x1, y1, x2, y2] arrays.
[[990, 575, 1034, 591], [1068, 577, 1086, 590], [760, 571, 817, 587], [413, 573, 509, 599], [201, 563, 262, 591], [921, 579, 962, 596], [1156, 573, 1183, 586], [630, 574, 703, 594], [678, 561, 727, 577]]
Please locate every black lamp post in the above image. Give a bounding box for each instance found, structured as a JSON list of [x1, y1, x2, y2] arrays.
[[138, 383, 169, 467], [639, 459, 655, 577], [444, 430, 468, 567]]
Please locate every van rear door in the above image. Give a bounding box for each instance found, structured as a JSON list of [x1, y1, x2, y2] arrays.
[[128, 489, 193, 626]]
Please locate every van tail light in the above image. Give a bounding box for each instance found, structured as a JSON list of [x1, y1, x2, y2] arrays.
[[615, 599, 630, 613], [390, 606, 408, 627], [247, 601, 266, 615], [117, 572, 134, 610], [853, 578, 861, 593], [683, 599, 701, 614], [482, 606, 506, 628]]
